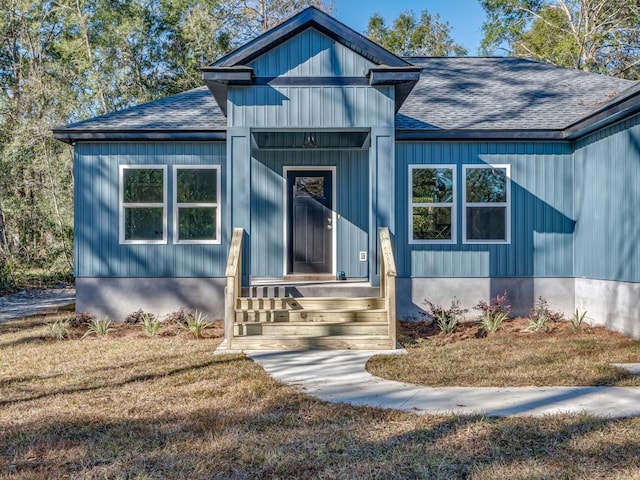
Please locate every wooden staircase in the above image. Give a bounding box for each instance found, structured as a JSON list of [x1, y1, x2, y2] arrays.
[[222, 228, 397, 351]]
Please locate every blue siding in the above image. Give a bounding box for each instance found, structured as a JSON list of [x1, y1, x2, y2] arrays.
[[250, 148, 369, 278], [395, 141, 575, 278], [75, 142, 226, 277], [228, 86, 394, 128], [248, 28, 375, 77], [574, 113, 640, 282]]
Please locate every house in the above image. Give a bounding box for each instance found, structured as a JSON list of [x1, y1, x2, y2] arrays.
[[53, 7, 640, 348]]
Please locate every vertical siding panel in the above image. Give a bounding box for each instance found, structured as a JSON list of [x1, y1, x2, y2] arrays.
[[76, 142, 226, 278], [395, 141, 574, 279], [575, 113, 640, 282]]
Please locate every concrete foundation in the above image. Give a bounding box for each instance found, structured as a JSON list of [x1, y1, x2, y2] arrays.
[[76, 277, 226, 321], [575, 278, 640, 339], [396, 277, 576, 321]]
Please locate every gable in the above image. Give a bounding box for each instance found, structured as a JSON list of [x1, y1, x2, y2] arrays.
[[247, 28, 376, 77]]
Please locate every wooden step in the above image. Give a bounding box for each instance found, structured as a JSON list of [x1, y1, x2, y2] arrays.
[[234, 320, 388, 337], [228, 335, 396, 351], [236, 296, 385, 311], [235, 308, 387, 323]]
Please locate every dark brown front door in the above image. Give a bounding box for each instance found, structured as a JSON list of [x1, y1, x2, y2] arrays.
[[287, 170, 333, 274]]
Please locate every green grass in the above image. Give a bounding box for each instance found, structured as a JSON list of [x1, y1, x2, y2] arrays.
[[1, 313, 640, 479]]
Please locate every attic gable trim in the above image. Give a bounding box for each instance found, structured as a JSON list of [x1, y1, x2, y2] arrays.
[[211, 7, 409, 69]]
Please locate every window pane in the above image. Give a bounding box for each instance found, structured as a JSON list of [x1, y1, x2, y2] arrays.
[[178, 207, 216, 241], [124, 208, 163, 240], [412, 168, 453, 203], [413, 207, 452, 241], [466, 207, 506, 240], [123, 169, 163, 203], [466, 168, 507, 203], [295, 177, 324, 198], [177, 169, 217, 203]]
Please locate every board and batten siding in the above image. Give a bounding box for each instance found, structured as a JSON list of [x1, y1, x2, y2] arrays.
[[395, 141, 575, 278], [247, 28, 375, 77], [574, 113, 640, 283], [228, 86, 394, 128], [74, 142, 226, 278], [250, 148, 369, 278]]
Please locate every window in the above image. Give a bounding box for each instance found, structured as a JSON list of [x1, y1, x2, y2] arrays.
[[409, 165, 456, 243], [120, 166, 167, 244], [463, 165, 510, 243], [173, 166, 220, 244]]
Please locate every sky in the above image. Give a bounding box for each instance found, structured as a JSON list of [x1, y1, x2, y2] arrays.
[[332, 0, 487, 55]]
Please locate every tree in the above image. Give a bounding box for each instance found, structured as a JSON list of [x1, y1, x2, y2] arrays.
[[480, 0, 640, 79], [0, 0, 339, 288], [235, 0, 334, 41], [365, 10, 467, 57]]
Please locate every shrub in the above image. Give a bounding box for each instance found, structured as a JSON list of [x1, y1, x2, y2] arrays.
[[83, 316, 112, 337], [525, 296, 564, 332], [125, 309, 154, 325], [67, 311, 94, 328], [47, 318, 70, 340], [424, 299, 467, 335], [475, 291, 510, 334], [571, 309, 588, 331], [141, 314, 160, 336], [164, 307, 192, 325], [179, 310, 209, 338]]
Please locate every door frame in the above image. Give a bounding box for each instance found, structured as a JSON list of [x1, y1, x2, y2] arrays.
[[282, 166, 337, 277]]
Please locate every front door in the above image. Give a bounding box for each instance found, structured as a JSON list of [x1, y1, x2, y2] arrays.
[[287, 170, 333, 274]]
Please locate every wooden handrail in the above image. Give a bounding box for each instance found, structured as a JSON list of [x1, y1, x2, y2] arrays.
[[225, 228, 244, 349], [379, 227, 397, 349]]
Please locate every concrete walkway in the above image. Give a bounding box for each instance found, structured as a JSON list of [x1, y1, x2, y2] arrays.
[[246, 349, 640, 417], [0, 287, 76, 322]]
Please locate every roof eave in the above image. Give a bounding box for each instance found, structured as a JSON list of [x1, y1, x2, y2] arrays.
[[564, 82, 640, 140], [368, 66, 422, 112], [396, 129, 568, 141], [51, 130, 227, 144]]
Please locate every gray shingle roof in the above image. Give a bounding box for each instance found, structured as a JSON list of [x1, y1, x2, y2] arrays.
[[57, 86, 226, 132], [54, 57, 639, 141], [399, 57, 637, 131]]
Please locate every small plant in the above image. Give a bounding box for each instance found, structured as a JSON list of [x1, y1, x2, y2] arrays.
[[164, 307, 192, 325], [475, 291, 510, 334], [571, 309, 588, 331], [47, 318, 70, 340], [67, 311, 95, 328], [141, 314, 160, 336], [424, 299, 467, 334], [83, 316, 112, 337], [525, 296, 564, 332], [179, 310, 209, 338], [125, 309, 154, 325]]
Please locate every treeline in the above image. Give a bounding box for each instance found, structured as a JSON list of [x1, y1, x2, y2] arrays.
[[1, 0, 638, 290], [0, 0, 331, 289]]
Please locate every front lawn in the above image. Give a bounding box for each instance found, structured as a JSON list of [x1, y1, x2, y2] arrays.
[[367, 319, 640, 387], [1, 312, 640, 479]]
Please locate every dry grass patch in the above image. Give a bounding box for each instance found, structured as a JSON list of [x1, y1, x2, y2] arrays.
[[368, 319, 640, 387], [2, 312, 640, 479]]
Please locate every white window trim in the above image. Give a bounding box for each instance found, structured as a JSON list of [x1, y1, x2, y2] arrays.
[[173, 165, 221, 245], [462, 164, 511, 244], [409, 164, 457, 244], [119, 165, 167, 245]]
